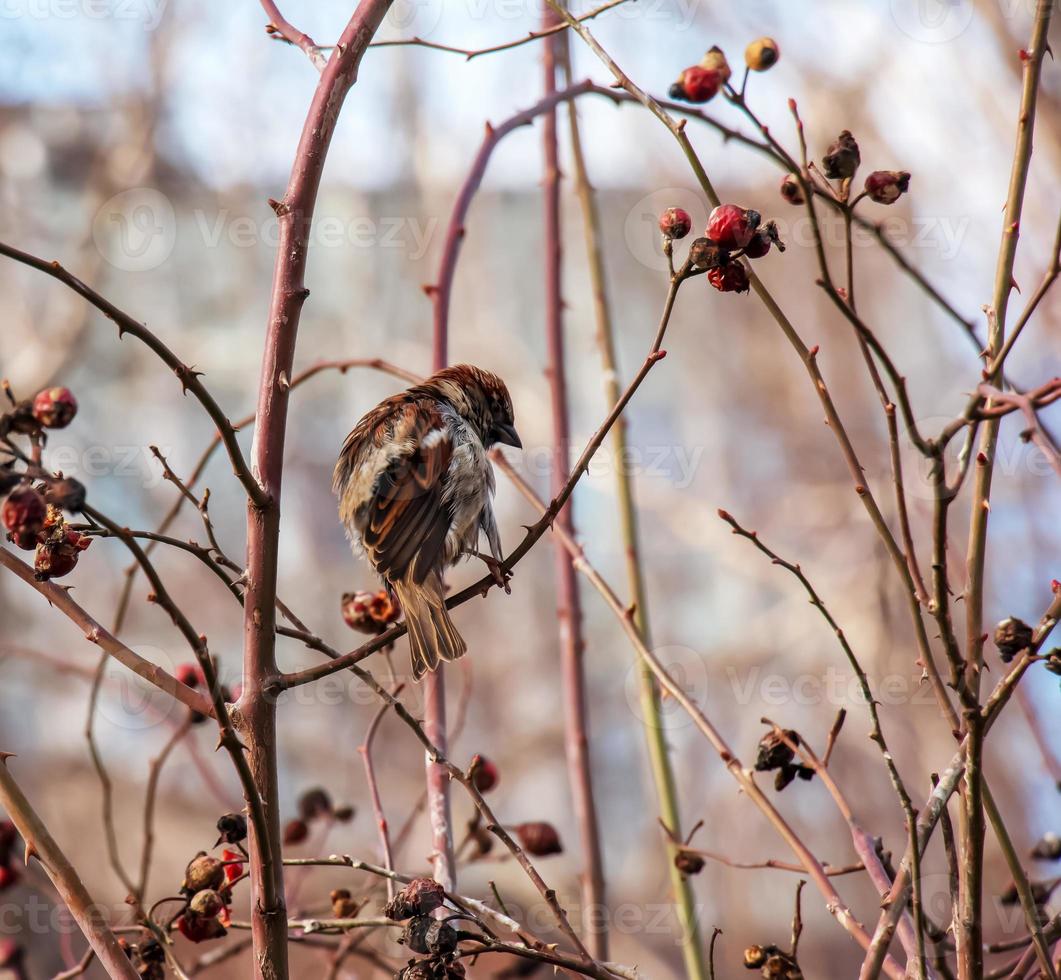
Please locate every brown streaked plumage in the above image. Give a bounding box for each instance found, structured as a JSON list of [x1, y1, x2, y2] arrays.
[[334, 364, 521, 679]]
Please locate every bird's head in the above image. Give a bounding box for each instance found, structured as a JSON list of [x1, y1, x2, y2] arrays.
[[424, 364, 521, 450]]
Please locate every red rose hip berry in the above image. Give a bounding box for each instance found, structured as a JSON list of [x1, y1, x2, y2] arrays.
[[515, 821, 563, 856], [705, 204, 761, 249], [668, 66, 721, 104], [658, 207, 692, 240], [2, 486, 46, 539], [31, 387, 78, 429], [864, 170, 911, 205], [707, 263, 750, 294], [469, 753, 499, 792], [34, 527, 90, 580]]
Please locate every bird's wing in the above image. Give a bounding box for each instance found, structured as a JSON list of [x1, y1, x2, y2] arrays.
[[360, 399, 455, 585]]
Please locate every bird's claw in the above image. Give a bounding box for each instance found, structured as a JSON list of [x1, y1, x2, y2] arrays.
[[479, 554, 512, 594]]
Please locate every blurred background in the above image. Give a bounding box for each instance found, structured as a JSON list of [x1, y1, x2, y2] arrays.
[[1, 0, 1060, 976]]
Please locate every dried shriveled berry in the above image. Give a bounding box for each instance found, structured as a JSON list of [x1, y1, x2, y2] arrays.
[[659, 207, 693, 240], [182, 853, 225, 894], [774, 763, 815, 792], [128, 938, 165, 980], [188, 889, 224, 918], [779, 173, 805, 205], [707, 263, 750, 294], [330, 888, 362, 918], [745, 37, 780, 71], [744, 220, 785, 259], [215, 812, 247, 845], [32, 387, 78, 429], [44, 477, 86, 512], [515, 821, 563, 856], [994, 617, 1033, 663], [706, 204, 761, 249], [755, 730, 800, 771], [8, 529, 38, 551], [699, 45, 731, 83], [469, 754, 499, 792], [384, 876, 446, 920], [822, 130, 860, 180], [282, 818, 309, 846], [688, 238, 729, 270], [34, 527, 91, 579], [674, 850, 705, 876], [341, 589, 402, 634], [298, 787, 333, 822], [2, 486, 46, 538], [745, 945, 769, 968], [864, 170, 910, 205], [176, 913, 226, 943], [396, 964, 435, 980], [668, 66, 722, 104], [402, 915, 459, 956]]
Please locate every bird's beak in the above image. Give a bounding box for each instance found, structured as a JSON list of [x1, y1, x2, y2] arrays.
[[491, 422, 522, 449]]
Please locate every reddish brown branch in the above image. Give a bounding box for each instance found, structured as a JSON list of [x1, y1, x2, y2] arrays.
[[541, 15, 607, 958], [242, 2, 396, 975], [427, 80, 617, 356], [0, 756, 138, 980], [259, 0, 327, 70], [358, 686, 403, 901]]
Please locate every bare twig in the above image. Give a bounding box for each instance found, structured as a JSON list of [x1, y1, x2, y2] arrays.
[[0, 756, 138, 980], [542, 14, 607, 958]]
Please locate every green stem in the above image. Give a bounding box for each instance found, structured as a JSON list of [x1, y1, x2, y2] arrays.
[[559, 47, 706, 980]]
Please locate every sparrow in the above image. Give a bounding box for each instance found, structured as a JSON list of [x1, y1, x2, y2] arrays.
[[334, 364, 521, 679]]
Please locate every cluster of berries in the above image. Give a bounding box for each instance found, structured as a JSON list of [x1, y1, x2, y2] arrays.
[[2, 386, 90, 580], [744, 943, 803, 978], [2, 490, 90, 580], [385, 878, 467, 979], [668, 38, 779, 104], [282, 785, 355, 846], [173, 812, 248, 944], [659, 203, 784, 294], [779, 129, 910, 207]]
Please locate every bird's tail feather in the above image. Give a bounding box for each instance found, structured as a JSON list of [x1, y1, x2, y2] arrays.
[[393, 576, 466, 680]]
